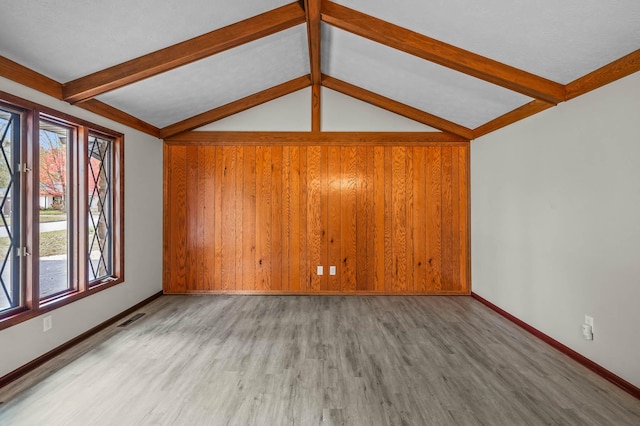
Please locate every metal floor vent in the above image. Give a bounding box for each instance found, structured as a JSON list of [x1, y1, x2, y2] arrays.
[[118, 313, 146, 327]]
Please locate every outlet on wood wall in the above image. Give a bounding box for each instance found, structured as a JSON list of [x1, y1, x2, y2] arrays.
[[163, 142, 469, 294]]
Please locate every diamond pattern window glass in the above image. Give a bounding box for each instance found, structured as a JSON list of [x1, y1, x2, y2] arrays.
[[0, 107, 21, 315], [88, 134, 113, 283]]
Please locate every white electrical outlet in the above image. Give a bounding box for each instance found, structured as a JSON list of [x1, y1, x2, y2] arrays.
[[582, 323, 593, 340], [43, 315, 52, 332], [329, 266, 336, 275], [317, 266, 323, 276], [584, 315, 594, 328]]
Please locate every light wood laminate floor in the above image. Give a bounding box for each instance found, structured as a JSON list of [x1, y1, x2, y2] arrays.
[[1, 295, 639, 425]]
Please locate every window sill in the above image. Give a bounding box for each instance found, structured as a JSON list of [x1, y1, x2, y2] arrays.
[[0, 277, 124, 331]]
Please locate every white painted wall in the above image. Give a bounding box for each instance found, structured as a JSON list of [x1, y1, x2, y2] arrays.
[[0, 77, 163, 378], [472, 71, 640, 387], [196, 87, 436, 131]]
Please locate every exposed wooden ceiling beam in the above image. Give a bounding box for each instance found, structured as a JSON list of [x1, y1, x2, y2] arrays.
[[304, 0, 322, 86], [0, 56, 160, 136], [322, 75, 474, 139], [565, 49, 640, 100], [321, 1, 565, 104], [62, 2, 306, 104], [79, 99, 160, 136], [0, 56, 62, 99], [165, 131, 469, 145], [160, 75, 312, 139], [304, 0, 322, 131], [473, 100, 554, 138]]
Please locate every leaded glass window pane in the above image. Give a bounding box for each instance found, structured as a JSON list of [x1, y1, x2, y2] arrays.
[[88, 134, 113, 282], [0, 108, 21, 313]]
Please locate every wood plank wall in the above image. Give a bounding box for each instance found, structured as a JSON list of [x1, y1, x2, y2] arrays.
[[163, 143, 469, 294]]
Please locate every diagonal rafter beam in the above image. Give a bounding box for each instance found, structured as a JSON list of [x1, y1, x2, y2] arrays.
[[159, 75, 312, 139], [322, 75, 474, 139], [321, 1, 565, 104], [0, 55, 160, 136], [565, 48, 640, 100], [63, 2, 306, 104], [0, 56, 62, 99], [472, 99, 554, 138], [304, 0, 322, 131], [79, 99, 160, 136]]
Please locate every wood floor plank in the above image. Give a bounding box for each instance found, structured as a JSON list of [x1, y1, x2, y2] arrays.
[[1, 296, 638, 426]]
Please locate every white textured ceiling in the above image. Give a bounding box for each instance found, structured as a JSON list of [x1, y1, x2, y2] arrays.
[[323, 25, 531, 129], [98, 25, 309, 128], [335, 0, 640, 84], [0, 0, 639, 132], [0, 0, 291, 81]]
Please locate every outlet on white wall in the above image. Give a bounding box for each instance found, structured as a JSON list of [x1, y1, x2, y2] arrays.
[[584, 315, 594, 328], [43, 315, 52, 332]]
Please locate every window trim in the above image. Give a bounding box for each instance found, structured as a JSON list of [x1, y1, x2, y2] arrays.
[[0, 91, 124, 330]]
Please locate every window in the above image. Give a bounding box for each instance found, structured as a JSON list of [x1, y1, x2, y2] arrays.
[[39, 120, 73, 299], [88, 133, 115, 283], [0, 92, 124, 328], [0, 107, 21, 314]]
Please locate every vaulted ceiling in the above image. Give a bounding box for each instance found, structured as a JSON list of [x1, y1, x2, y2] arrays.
[[1, 0, 639, 140]]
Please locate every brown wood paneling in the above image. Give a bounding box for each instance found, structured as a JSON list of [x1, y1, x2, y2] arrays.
[[186, 146, 199, 291], [281, 146, 291, 291], [256, 146, 272, 291], [271, 146, 283, 291], [214, 146, 223, 290], [164, 141, 470, 295], [441, 147, 453, 291], [384, 147, 394, 293], [289, 146, 301, 292], [299, 147, 309, 291], [426, 147, 442, 291], [327, 146, 341, 291], [373, 147, 385, 293], [355, 146, 370, 291], [320, 146, 329, 290], [202, 147, 216, 290], [166, 145, 187, 293], [307, 146, 322, 291], [165, 131, 468, 144], [242, 146, 256, 291], [221, 147, 237, 291], [341, 146, 357, 292], [391, 146, 407, 293]]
